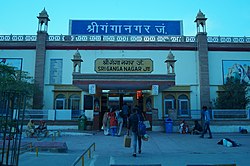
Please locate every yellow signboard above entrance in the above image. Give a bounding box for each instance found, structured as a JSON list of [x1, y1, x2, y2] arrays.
[[95, 58, 153, 73]]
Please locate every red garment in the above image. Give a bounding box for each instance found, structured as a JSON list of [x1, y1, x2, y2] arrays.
[[109, 111, 118, 127]]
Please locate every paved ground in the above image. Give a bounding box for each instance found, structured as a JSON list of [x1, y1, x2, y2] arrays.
[[17, 130, 250, 166]]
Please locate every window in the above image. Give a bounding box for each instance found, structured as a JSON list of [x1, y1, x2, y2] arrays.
[[55, 94, 66, 110], [108, 97, 119, 107], [84, 95, 93, 110], [164, 95, 175, 116], [69, 94, 80, 110], [50, 59, 63, 84], [178, 94, 189, 116]]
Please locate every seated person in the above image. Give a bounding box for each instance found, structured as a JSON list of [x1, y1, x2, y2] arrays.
[[179, 120, 189, 134], [36, 120, 48, 135], [27, 119, 36, 137], [191, 120, 203, 135]]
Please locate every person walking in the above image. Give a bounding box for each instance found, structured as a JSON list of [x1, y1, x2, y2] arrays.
[[122, 103, 129, 127], [200, 105, 205, 130], [127, 107, 144, 157], [109, 106, 118, 136], [200, 106, 212, 139], [115, 109, 124, 136], [102, 111, 110, 135]]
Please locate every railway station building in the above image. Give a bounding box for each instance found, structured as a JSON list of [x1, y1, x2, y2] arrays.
[[1, 9, 250, 130]]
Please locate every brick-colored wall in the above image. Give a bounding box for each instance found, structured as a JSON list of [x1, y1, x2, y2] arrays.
[[197, 33, 211, 108], [33, 32, 47, 109]]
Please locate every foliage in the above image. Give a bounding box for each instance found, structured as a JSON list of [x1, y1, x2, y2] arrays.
[[215, 77, 249, 109], [0, 63, 35, 96]]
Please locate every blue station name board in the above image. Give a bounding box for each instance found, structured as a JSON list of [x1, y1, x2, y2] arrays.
[[69, 20, 183, 36]]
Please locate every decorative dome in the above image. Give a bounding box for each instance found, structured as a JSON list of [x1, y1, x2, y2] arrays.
[[167, 50, 174, 60], [38, 8, 49, 18], [196, 10, 205, 19], [73, 49, 81, 59]]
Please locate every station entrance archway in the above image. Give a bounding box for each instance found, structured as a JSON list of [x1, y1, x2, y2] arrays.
[[98, 89, 152, 129]]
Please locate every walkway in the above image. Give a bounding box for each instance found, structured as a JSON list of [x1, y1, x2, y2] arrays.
[[18, 131, 250, 166]]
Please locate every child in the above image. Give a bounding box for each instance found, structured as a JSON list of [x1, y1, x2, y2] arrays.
[[108, 107, 118, 136], [179, 120, 189, 134]]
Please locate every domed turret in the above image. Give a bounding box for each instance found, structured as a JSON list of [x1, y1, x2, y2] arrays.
[[72, 49, 83, 73], [194, 10, 207, 34], [37, 8, 50, 32], [165, 50, 177, 74]]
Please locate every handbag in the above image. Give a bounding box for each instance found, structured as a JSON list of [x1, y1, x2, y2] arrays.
[[124, 135, 131, 148], [144, 120, 151, 129]]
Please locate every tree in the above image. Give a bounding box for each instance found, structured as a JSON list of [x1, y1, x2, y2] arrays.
[[0, 64, 36, 107], [215, 77, 249, 109]]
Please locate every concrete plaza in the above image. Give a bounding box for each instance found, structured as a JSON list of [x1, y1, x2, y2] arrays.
[[18, 131, 250, 166]]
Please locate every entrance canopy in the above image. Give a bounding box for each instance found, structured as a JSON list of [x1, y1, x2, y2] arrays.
[[72, 73, 175, 91]]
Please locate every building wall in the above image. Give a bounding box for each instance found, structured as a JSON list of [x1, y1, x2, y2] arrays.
[[154, 92, 163, 118], [208, 51, 250, 104], [45, 50, 75, 84], [44, 49, 198, 82], [44, 85, 55, 109], [208, 51, 250, 85], [43, 49, 199, 111], [1, 48, 250, 113], [190, 85, 200, 111], [0, 50, 36, 78], [175, 51, 197, 85]]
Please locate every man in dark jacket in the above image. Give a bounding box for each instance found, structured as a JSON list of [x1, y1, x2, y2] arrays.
[[127, 107, 144, 157]]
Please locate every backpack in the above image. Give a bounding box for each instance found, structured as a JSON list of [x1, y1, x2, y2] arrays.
[[137, 115, 146, 136]]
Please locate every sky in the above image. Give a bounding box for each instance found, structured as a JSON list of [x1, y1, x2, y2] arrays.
[[1, 0, 249, 37]]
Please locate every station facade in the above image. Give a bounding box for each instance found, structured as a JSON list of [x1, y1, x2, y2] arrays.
[[1, 9, 250, 130]]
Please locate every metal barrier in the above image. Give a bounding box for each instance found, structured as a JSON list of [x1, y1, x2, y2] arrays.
[[19, 142, 33, 155], [22, 109, 82, 120], [71, 142, 96, 166], [212, 109, 249, 120], [23, 109, 48, 120], [17, 130, 62, 157], [36, 130, 61, 141]]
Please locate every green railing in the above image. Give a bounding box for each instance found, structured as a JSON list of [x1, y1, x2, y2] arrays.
[[19, 142, 33, 155], [71, 142, 96, 166]]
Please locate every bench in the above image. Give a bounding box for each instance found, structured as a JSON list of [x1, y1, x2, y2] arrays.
[[212, 110, 248, 119]]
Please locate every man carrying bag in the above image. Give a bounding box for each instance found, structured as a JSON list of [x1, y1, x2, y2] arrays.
[[127, 107, 144, 157]]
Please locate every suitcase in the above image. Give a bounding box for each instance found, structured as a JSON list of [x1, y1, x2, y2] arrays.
[[124, 135, 131, 148]]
